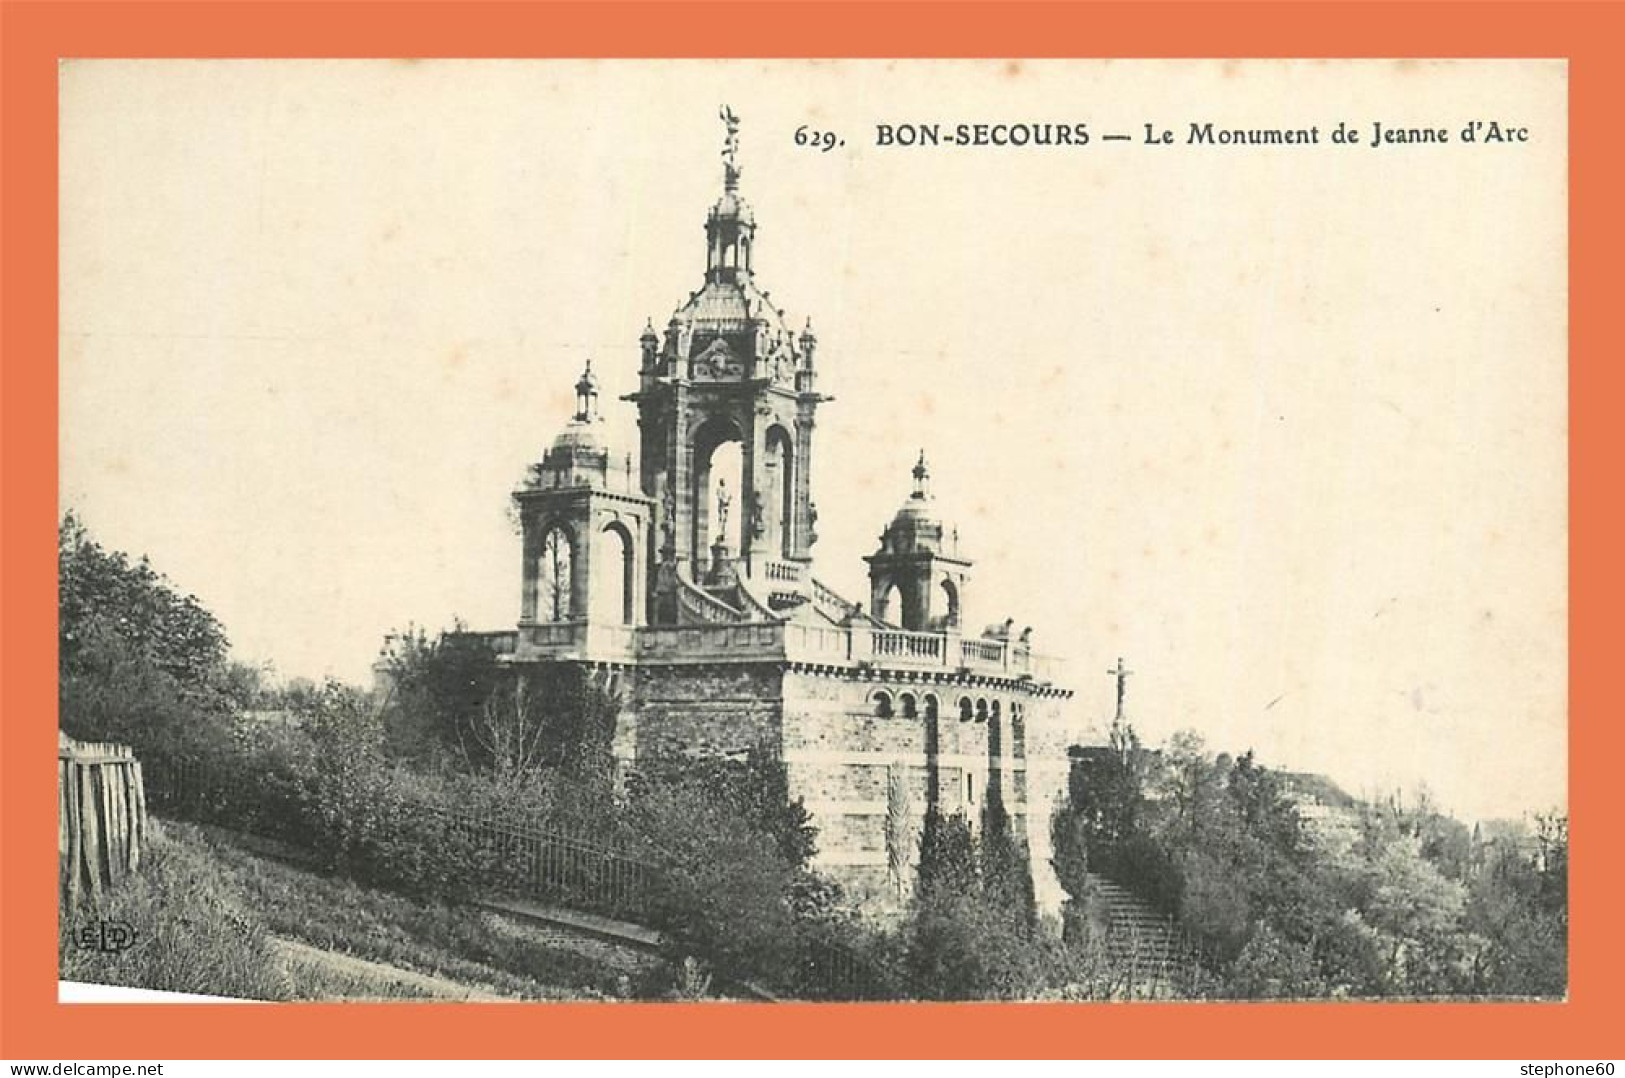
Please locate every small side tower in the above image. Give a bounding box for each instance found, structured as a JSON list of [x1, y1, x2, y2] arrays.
[[514, 361, 654, 635], [864, 452, 973, 631]]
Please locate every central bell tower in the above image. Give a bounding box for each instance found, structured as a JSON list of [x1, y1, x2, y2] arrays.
[[625, 107, 828, 623]]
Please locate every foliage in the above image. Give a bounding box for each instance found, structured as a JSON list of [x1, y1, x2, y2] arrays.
[[184, 822, 631, 999], [1049, 719, 1568, 999], [902, 809, 1060, 1000], [1460, 816, 1567, 997], [381, 628, 621, 790], [619, 749, 849, 992], [624, 768, 801, 989], [59, 822, 289, 1001], [628, 747, 819, 873], [58, 513, 236, 759], [884, 765, 913, 897]]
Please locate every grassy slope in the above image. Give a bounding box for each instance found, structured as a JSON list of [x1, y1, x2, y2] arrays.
[[59, 821, 292, 1000], [63, 820, 658, 1001], [177, 821, 652, 1000]]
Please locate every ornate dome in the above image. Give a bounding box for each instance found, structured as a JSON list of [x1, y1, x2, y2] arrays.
[[548, 418, 609, 457], [877, 452, 956, 556], [709, 189, 755, 226], [526, 360, 634, 494]]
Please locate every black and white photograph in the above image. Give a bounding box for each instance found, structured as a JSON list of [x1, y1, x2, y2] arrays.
[[56, 59, 1567, 1003]]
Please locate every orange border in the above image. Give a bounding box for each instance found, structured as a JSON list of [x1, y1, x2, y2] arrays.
[[3, 0, 1620, 1060]]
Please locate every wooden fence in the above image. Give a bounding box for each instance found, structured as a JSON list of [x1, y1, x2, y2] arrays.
[[59, 732, 148, 906]]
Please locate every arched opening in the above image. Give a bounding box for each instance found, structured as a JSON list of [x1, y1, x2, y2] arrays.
[[975, 698, 989, 724], [763, 425, 795, 557], [872, 691, 894, 719], [594, 522, 636, 625], [878, 582, 902, 626], [940, 577, 961, 628], [958, 697, 974, 723], [692, 417, 745, 562], [538, 527, 574, 622], [899, 693, 918, 719]]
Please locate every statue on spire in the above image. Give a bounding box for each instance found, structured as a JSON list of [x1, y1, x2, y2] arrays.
[[719, 104, 742, 191]]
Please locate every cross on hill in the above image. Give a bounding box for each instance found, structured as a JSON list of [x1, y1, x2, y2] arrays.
[[1107, 656, 1133, 724]]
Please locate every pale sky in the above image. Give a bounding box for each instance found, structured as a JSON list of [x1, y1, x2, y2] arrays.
[[59, 60, 1567, 822]]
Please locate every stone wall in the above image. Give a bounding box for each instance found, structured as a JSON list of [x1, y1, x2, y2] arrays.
[[629, 662, 784, 760], [605, 656, 1081, 920], [778, 668, 1067, 913]]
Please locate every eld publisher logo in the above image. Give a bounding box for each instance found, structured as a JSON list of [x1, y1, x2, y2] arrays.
[[74, 919, 136, 954]]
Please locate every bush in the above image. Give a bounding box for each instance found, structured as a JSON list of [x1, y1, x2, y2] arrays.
[[902, 809, 1064, 1000], [626, 767, 802, 990]]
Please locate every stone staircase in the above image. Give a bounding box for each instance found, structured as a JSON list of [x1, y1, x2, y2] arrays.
[[1083, 872, 1198, 996]]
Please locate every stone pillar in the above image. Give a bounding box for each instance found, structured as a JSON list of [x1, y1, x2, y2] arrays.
[[741, 408, 762, 573], [519, 520, 539, 623], [670, 385, 692, 578], [793, 413, 816, 560]]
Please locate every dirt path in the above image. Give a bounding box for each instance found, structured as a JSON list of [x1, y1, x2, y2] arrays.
[[270, 937, 516, 1002]]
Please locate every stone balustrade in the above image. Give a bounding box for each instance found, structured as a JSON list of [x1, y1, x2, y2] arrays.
[[506, 616, 1062, 682], [761, 559, 805, 584]]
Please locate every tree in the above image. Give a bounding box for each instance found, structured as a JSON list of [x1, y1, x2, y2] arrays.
[[626, 769, 803, 990], [58, 513, 235, 755], [1462, 814, 1567, 996], [884, 766, 913, 898], [382, 630, 620, 790], [629, 747, 818, 873], [59, 512, 230, 697], [1360, 835, 1471, 994], [905, 808, 1063, 1000]]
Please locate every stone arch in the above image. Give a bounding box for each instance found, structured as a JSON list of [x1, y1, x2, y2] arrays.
[[763, 423, 796, 557], [975, 697, 989, 724], [940, 575, 961, 628], [899, 692, 918, 719], [958, 696, 974, 723], [877, 581, 903, 625], [692, 415, 745, 558], [595, 520, 637, 625], [537, 523, 576, 622], [872, 690, 894, 719]]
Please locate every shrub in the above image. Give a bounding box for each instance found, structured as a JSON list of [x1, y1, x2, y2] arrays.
[[626, 770, 801, 990]]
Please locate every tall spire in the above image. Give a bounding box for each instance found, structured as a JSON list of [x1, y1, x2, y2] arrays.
[[704, 106, 755, 284]]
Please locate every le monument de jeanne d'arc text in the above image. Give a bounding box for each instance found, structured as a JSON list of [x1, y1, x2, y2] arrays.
[[398, 107, 1099, 916]]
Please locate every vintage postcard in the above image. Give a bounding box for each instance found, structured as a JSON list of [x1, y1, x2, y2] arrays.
[[56, 58, 1566, 1003]]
